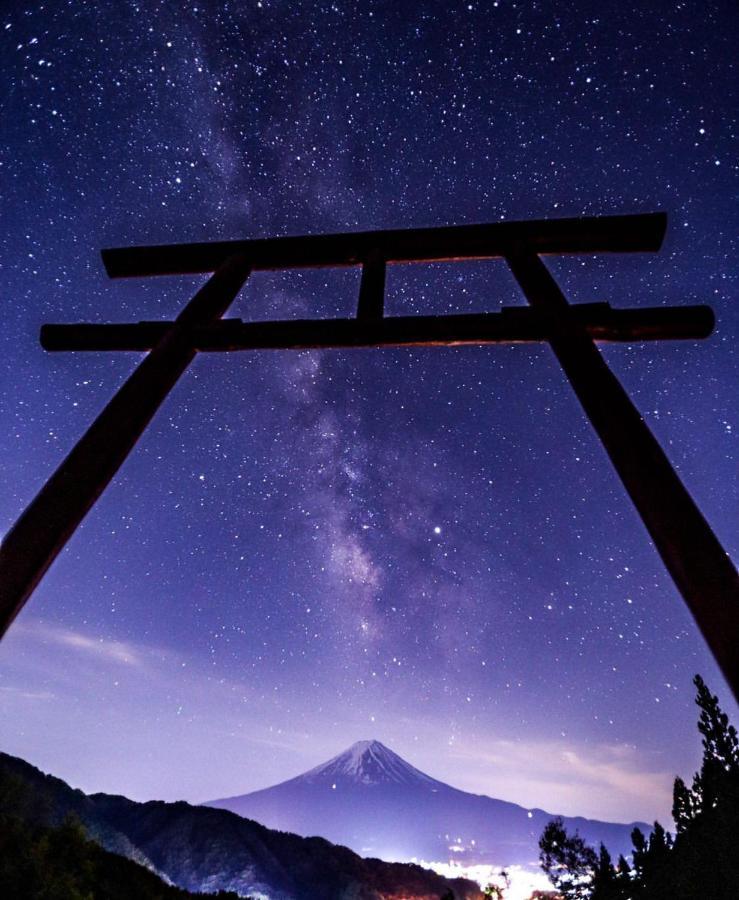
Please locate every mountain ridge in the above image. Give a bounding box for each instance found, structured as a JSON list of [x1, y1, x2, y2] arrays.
[[207, 739, 648, 869]]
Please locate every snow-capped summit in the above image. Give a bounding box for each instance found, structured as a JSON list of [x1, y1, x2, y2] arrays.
[[299, 739, 441, 787]]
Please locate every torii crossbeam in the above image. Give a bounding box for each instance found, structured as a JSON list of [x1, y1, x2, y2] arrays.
[[2, 211, 738, 699]]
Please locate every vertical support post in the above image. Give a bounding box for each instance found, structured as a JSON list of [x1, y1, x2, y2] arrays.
[[357, 249, 386, 320], [0, 253, 252, 638], [506, 250, 739, 701]]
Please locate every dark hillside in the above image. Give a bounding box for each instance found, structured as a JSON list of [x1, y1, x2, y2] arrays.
[[0, 752, 481, 900]]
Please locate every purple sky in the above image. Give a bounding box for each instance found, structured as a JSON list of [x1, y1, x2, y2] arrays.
[[0, 0, 736, 828]]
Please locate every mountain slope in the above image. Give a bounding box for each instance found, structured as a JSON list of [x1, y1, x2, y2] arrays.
[[0, 751, 481, 900], [0, 813, 241, 899], [207, 740, 648, 868]]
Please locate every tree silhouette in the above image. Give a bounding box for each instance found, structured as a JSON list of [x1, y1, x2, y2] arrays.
[[538, 675, 739, 899], [539, 817, 597, 899]]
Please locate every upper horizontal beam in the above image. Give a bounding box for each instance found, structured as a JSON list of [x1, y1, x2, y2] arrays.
[[101, 212, 667, 278], [40, 303, 714, 353]]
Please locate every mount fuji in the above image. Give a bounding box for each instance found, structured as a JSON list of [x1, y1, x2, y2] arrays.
[[206, 740, 646, 869]]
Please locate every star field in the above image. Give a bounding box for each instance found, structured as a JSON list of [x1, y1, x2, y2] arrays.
[[0, 0, 736, 823]]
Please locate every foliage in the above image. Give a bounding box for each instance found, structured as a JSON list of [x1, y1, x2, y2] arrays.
[[539, 818, 597, 899], [538, 675, 739, 899], [0, 810, 244, 899]]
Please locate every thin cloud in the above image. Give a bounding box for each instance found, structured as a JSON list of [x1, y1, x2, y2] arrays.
[[0, 685, 55, 702], [447, 737, 672, 823], [12, 621, 145, 669]]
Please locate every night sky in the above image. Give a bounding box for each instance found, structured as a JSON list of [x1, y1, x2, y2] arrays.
[[1, 1, 736, 829]]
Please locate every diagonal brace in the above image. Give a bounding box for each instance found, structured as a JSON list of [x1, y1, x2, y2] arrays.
[[506, 250, 739, 701], [0, 254, 253, 638]]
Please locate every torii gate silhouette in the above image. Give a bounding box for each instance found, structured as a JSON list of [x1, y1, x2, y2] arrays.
[[1, 211, 737, 699]]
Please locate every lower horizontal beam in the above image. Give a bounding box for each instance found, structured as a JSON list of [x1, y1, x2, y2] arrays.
[[41, 304, 714, 352]]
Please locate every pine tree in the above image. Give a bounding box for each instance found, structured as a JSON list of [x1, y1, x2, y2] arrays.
[[664, 675, 739, 898], [589, 844, 620, 900], [693, 674, 739, 810], [671, 776, 696, 833], [538, 675, 739, 899], [615, 855, 630, 879], [539, 817, 597, 900]]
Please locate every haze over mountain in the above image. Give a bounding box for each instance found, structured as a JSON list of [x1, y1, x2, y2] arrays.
[[207, 740, 646, 869]]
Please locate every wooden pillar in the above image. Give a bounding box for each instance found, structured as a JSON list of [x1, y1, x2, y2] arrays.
[[356, 249, 386, 321], [0, 253, 252, 638], [506, 250, 739, 701]]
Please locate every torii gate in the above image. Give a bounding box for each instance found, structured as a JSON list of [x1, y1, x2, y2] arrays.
[[1, 212, 737, 699]]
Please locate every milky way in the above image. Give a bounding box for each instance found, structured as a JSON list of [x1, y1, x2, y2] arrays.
[[0, 1, 736, 824]]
